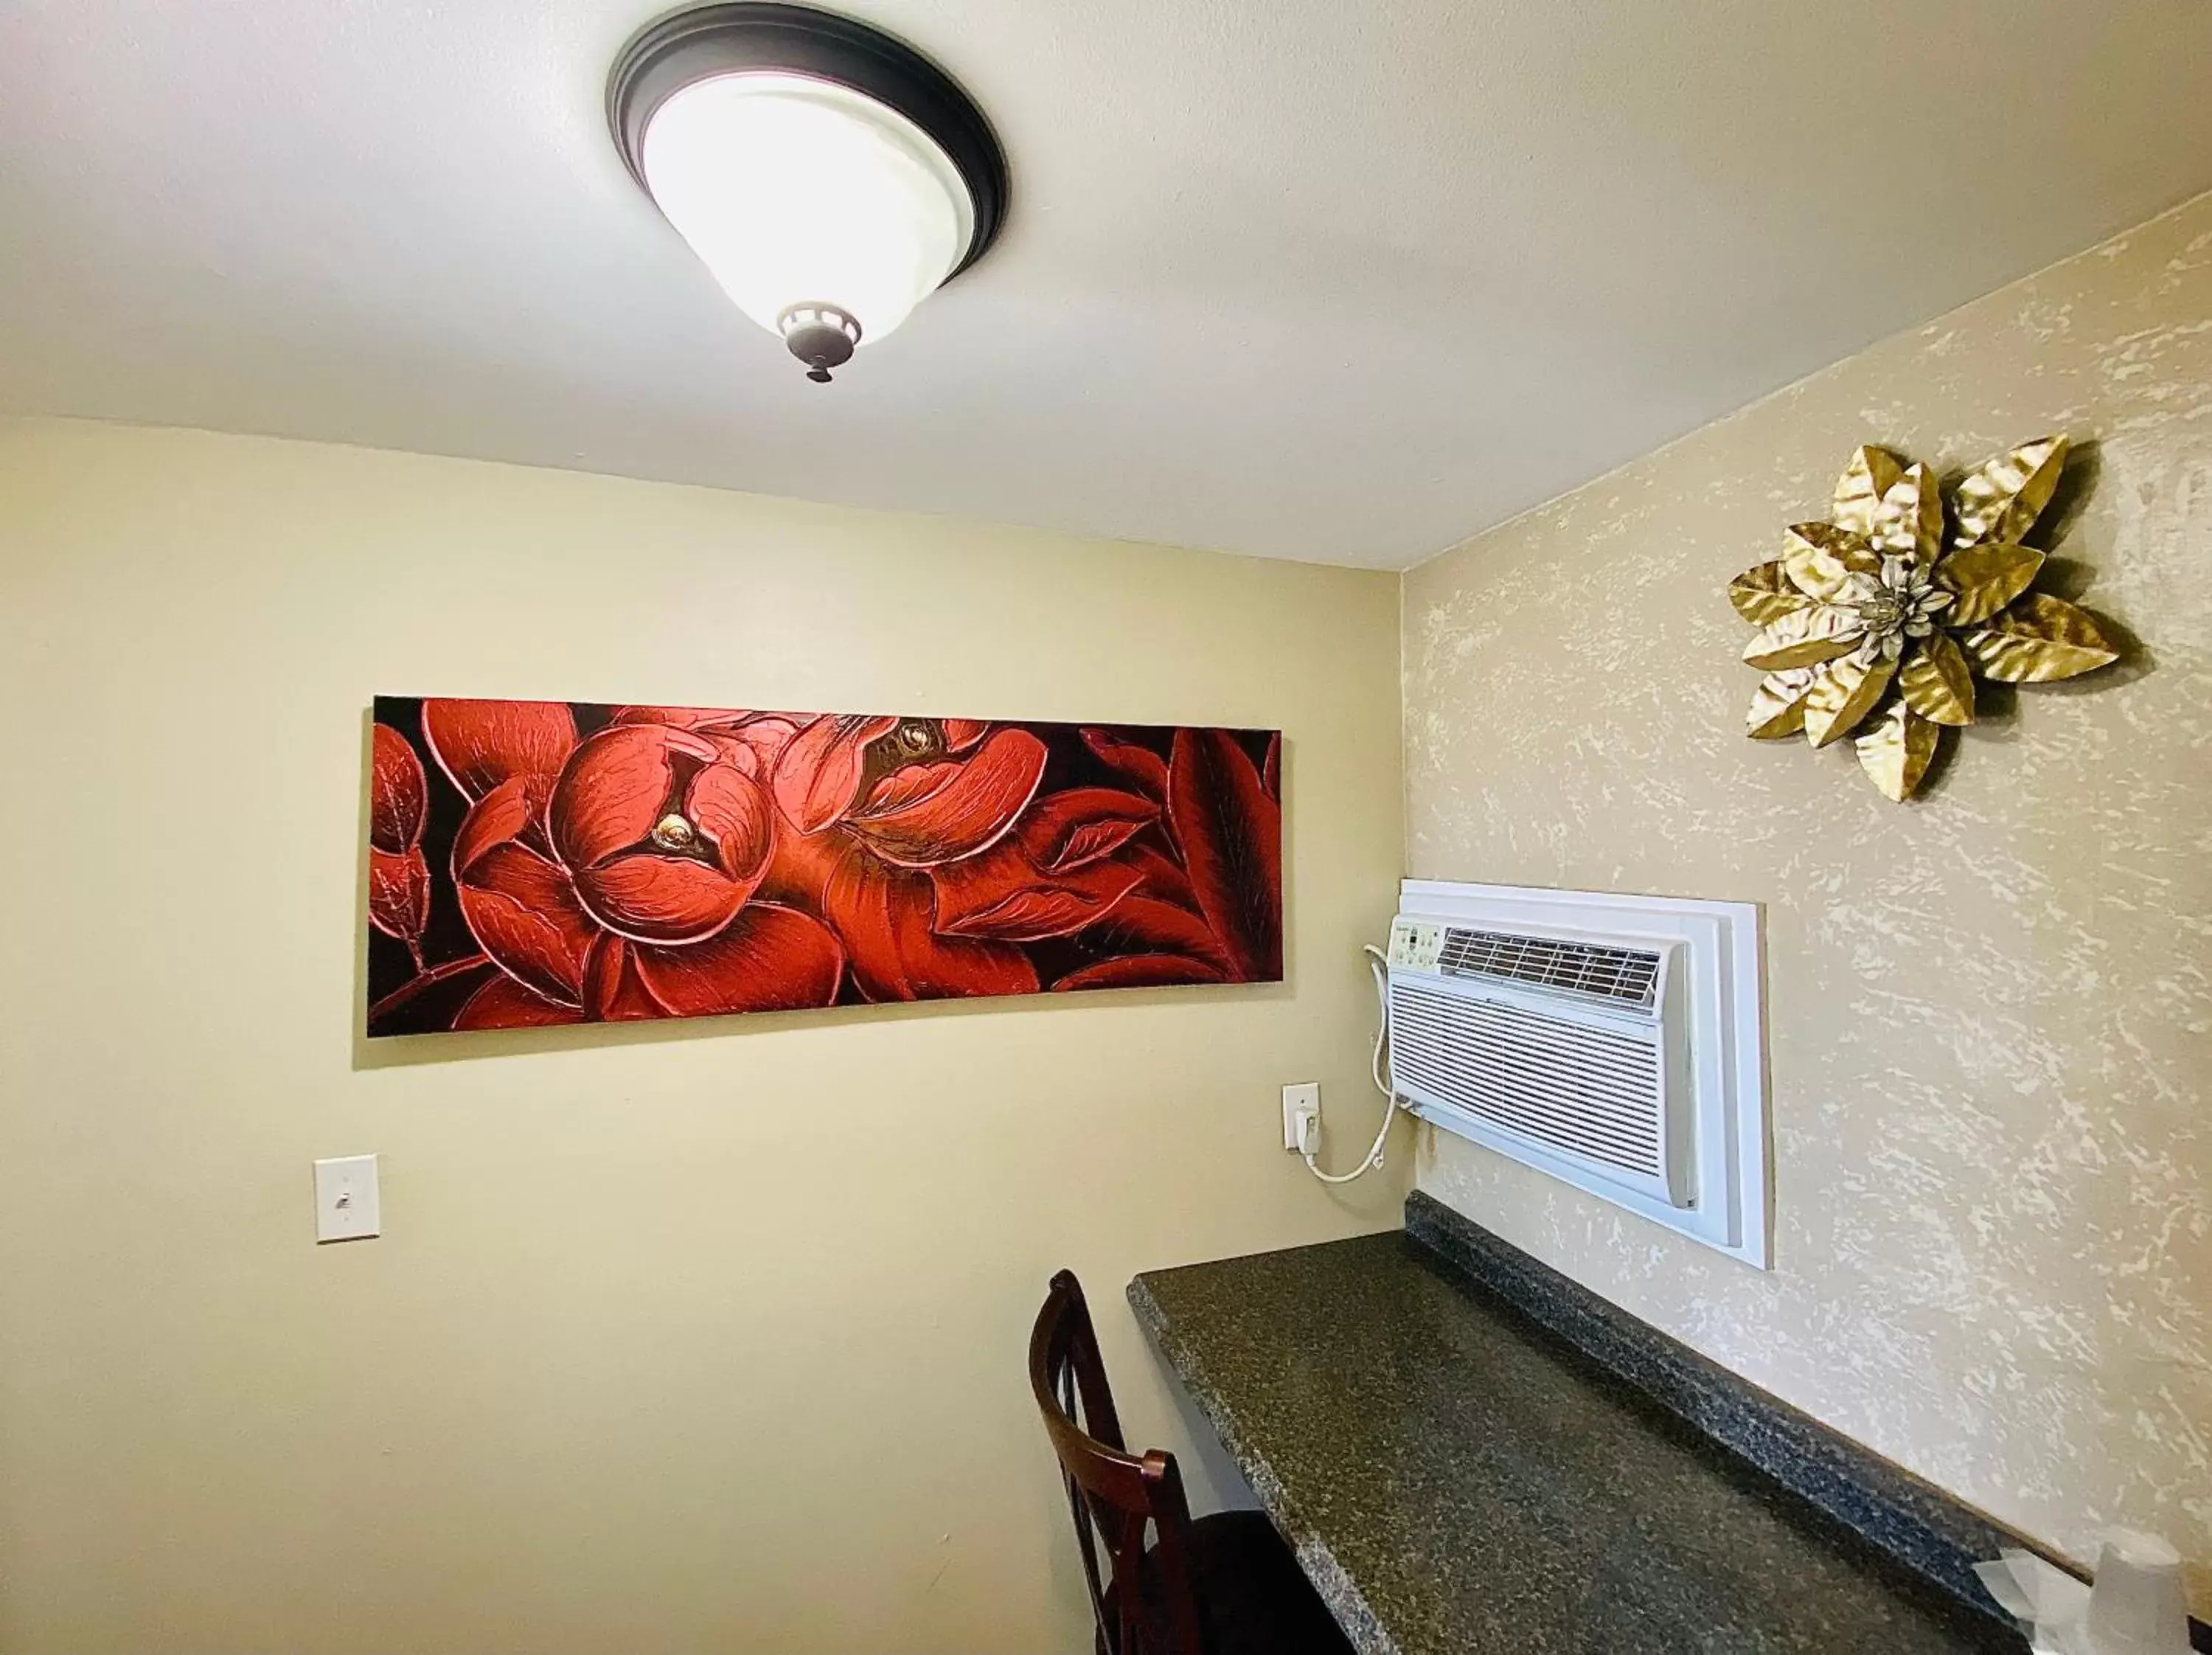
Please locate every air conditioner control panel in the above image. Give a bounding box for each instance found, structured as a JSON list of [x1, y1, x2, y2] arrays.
[[1388, 916, 1447, 971]]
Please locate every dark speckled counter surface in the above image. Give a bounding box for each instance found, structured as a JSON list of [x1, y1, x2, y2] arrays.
[[1130, 1221, 2025, 1655]]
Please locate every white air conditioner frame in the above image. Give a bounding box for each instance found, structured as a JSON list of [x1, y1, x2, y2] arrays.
[[1394, 879, 1770, 1269]]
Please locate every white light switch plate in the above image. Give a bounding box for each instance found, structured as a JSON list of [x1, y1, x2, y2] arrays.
[[1282, 1083, 1320, 1151], [313, 1154, 381, 1243]]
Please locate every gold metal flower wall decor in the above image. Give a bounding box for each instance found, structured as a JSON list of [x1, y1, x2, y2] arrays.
[[1730, 437, 2120, 801]]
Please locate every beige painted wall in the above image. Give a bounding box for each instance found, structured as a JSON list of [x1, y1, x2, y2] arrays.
[[0, 418, 1406, 1655], [1405, 192, 2212, 1604]]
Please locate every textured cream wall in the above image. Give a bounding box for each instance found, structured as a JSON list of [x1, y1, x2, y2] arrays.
[[0, 419, 1406, 1655], [1405, 192, 2212, 1604]]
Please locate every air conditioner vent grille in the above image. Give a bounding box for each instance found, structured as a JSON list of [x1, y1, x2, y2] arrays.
[[1437, 927, 1661, 1010], [1390, 983, 1664, 1179]]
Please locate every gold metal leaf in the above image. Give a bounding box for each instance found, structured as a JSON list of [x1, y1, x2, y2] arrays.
[[1733, 437, 2118, 801], [1897, 634, 1975, 726], [1803, 654, 1895, 747], [1952, 436, 2068, 549], [1854, 701, 1940, 801], [1832, 446, 1905, 539], [1937, 542, 2045, 625], [1743, 604, 1861, 671], [1746, 669, 1818, 738], [1869, 462, 1944, 563], [1728, 561, 1812, 625], [1960, 592, 2120, 683], [1781, 522, 1879, 601]]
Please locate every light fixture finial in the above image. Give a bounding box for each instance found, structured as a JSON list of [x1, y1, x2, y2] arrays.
[[779, 302, 862, 383]]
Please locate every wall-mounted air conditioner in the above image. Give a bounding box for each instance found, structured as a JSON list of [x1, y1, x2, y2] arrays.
[[1388, 880, 1768, 1268]]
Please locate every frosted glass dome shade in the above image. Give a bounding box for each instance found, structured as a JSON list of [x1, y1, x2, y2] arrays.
[[639, 71, 974, 349]]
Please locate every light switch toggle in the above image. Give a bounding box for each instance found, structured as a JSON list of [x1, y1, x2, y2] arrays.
[[313, 1154, 381, 1243]]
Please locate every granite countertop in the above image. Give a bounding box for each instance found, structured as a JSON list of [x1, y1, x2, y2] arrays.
[[1131, 1226, 2024, 1655]]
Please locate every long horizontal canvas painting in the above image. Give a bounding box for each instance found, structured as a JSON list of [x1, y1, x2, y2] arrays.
[[367, 697, 1283, 1037]]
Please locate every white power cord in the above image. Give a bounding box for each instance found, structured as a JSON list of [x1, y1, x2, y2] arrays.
[[1299, 944, 1404, 1184]]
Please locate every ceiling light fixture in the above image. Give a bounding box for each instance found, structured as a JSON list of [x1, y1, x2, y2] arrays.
[[608, 3, 1009, 384]]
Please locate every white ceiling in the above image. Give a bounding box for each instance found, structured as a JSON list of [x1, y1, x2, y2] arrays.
[[5, 2, 2211, 569]]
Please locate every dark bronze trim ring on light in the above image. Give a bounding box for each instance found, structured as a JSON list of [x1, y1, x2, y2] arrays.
[[607, 3, 1009, 381]]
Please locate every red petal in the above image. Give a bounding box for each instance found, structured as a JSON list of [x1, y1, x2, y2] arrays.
[[608, 704, 751, 730], [942, 718, 989, 752], [846, 728, 1046, 868], [1169, 729, 1282, 980], [451, 775, 541, 877], [929, 842, 1142, 941], [686, 761, 775, 884], [723, 715, 804, 779], [824, 852, 1037, 1002], [1083, 893, 1233, 972], [451, 787, 597, 1005], [1080, 729, 1169, 801], [1054, 954, 1228, 992], [864, 760, 959, 815], [422, 699, 577, 801], [1262, 732, 1281, 801], [574, 853, 754, 944], [773, 714, 898, 833], [583, 934, 669, 1021], [630, 905, 845, 1016], [608, 709, 805, 779], [368, 844, 430, 942], [370, 724, 428, 853], [1017, 788, 1159, 872], [757, 823, 843, 912], [551, 725, 698, 870], [455, 975, 585, 1030]]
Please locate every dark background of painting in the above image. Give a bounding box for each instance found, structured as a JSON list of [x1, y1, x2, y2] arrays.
[[367, 696, 1276, 1035]]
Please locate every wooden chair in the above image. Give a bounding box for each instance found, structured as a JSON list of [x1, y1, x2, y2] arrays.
[[1028, 1269, 1356, 1655]]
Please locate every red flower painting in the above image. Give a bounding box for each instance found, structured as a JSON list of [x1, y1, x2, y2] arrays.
[[366, 697, 1282, 1037]]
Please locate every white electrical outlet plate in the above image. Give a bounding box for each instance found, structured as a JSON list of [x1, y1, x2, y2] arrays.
[[313, 1154, 381, 1243], [1282, 1083, 1320, 1151]]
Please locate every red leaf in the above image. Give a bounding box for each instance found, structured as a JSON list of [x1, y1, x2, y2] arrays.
[[422, 699, 577, 801], [928, 841, 1142, 941], [772, 714, 899, 833], [368, 844, 430, 943], [846, 727, 1046, 868], [824, 851, 1037, 1002], [1083, 894, 1232, 973], [455, 974, 585, 1030], [942, 718, 990, 752], [1169, 730, 1282, 981], [1054, 954, 1228, 991], [1017, 788, 1159, 872], [370, 724, 427, 853], [630, 905, 846, 1016], [1080, 729, 1169, 801], [1262, 732, 1281, 802], [1123, 845, 1197, 909]]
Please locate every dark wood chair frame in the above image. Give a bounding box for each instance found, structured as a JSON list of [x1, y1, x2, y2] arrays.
[[1029, 1269, 1211, 1655]]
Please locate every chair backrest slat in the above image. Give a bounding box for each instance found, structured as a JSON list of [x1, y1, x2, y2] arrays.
[[1029, 1270, 1209, 1655]]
